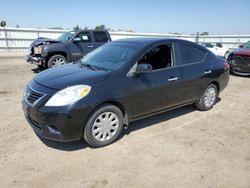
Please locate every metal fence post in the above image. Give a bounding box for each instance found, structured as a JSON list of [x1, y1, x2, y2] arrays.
[[4, 27, 9, 51], [195, 32, 199, 43]]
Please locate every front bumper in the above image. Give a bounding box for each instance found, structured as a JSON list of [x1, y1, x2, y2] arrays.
[[228, 56, 250, 76], [22, 82, 93, 142], [26, 54, 44, 65]]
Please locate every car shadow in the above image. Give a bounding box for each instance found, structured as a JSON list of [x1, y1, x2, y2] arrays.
[[37, 135, 88, 151], [37, 101, 222, 151], [124, 105, 196, 135]]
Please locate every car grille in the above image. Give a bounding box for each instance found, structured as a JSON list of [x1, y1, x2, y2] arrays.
[[234, 55, 250, 72], [25, 86, 45, 105]]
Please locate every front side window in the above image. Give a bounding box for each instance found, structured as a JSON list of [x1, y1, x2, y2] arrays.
[[138, 44, 172, 70], [80, 43, 140, 70], [93, 31, 109, 42], [76, 32, 91, 43], [180, 43, 206, 65]]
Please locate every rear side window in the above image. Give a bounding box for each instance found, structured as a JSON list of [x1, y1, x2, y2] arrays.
[[77, 32, 91, 43], [180, 44, 206, 65], [93, 31, 109, 42]]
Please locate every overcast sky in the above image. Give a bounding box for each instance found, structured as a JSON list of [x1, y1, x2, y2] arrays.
[[1, 0, 250, 34]]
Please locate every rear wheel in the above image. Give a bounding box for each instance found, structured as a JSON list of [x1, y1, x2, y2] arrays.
[[195, 84, 218, 111], [47, 55, 67, 68], [84, 105, 124, 147]]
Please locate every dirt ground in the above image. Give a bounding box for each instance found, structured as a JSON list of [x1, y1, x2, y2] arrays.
[[0, 56, 249, 188]]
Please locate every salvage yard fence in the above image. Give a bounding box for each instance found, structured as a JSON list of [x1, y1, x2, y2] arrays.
[[0, 27, 250, 51]]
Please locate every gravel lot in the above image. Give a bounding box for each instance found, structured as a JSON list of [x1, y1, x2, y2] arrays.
[[0, 56, 250, 188]]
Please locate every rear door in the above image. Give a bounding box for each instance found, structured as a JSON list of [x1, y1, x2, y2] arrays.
[[177, 42, 212, 103], [70, 31, 94, 61]]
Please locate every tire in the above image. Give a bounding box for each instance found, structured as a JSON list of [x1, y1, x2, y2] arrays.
[[195, 84, 218, 111], [47, 54, 67, 68], [84, 104, 124, 147]]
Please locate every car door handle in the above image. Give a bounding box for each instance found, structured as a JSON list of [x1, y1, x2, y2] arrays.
[[87, 45, 95, 48], [168, 77, 178, 82], [204, 70, 212, 74]]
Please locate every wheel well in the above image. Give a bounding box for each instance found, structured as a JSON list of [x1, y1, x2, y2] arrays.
[[46, 51, 68, 64], [211, 81, 220, 93]]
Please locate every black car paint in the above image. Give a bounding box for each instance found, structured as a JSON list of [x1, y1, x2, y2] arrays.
[[26, 30, 111, 66], [22, 38, 229, 142]]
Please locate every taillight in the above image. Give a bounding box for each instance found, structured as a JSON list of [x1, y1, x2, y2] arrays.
[[224, 61, 230, 69]]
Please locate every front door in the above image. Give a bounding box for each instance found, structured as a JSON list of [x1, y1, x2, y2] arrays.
[[70, 31, 94, 61], [124, 44, 182, 119]]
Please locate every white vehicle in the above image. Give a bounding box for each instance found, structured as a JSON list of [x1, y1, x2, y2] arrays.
[[200, 43, 230, 58]]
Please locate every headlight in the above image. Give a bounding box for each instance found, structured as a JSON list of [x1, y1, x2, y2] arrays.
[[34, 46, 42, 54], [45, 85, 91, 107]]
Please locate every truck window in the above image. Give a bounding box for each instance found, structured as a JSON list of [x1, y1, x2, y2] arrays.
[[180, 43, 206, 64], [93, 31, 109, 42], [77, 32, 91, 43]]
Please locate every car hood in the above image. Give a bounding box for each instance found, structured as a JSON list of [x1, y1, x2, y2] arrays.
[[233, 48, 250, 56], [34, 63, 110, 90], [31, 37, 61, 47]]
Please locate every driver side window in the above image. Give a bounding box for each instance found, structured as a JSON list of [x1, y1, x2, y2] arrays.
[[76, 32, 92, 43], [138, 44, 172, 70]]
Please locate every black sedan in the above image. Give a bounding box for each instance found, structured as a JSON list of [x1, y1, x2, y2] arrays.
[[22, 38, 229, 147]]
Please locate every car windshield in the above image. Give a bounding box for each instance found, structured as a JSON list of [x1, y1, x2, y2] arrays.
[[57, 31, 75, 42], [80, 42, 140, 71], [244, 41, 250, 48], [205, 43, 214, 48]]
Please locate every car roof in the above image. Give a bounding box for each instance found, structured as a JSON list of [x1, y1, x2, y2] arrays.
[[113, 37, 192, 45]]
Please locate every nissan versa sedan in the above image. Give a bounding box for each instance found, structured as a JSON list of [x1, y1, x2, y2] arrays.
[[22, 38, 230, 147]]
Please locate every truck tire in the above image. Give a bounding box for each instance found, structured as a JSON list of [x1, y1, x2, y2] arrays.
[[47, 55, 67, 68]]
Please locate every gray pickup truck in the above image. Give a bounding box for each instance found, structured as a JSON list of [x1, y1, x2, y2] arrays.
[[26, 30, 111, 68]]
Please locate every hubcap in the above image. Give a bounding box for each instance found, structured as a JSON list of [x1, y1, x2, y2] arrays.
[[92, 112, 119, 142], [52, 57, 65, 67], [204, 87, 216, 107]]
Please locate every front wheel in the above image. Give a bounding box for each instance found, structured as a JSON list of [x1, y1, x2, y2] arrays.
[[47, 54, 67, 68], [195, 84, 218, 111], [84, 105, 124, 147]]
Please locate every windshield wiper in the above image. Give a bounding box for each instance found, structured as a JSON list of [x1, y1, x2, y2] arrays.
[[80, 63, 107, 71]]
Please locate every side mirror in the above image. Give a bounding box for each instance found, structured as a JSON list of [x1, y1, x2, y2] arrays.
[[73, 37, 81, 42], [239, 44, 244, 48], [135, 63, 153, 74]]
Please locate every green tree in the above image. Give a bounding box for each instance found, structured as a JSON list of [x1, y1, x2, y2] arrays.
[[73, 24, 81, 31], [95, 24, 106, 30], [0, 20, 7, 27]]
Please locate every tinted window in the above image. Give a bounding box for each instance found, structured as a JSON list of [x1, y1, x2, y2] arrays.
[[76, 32, 91, 43], [94, 31, 109, 42], [180, 44, 206, 64], [216, 43, 223, 47]]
